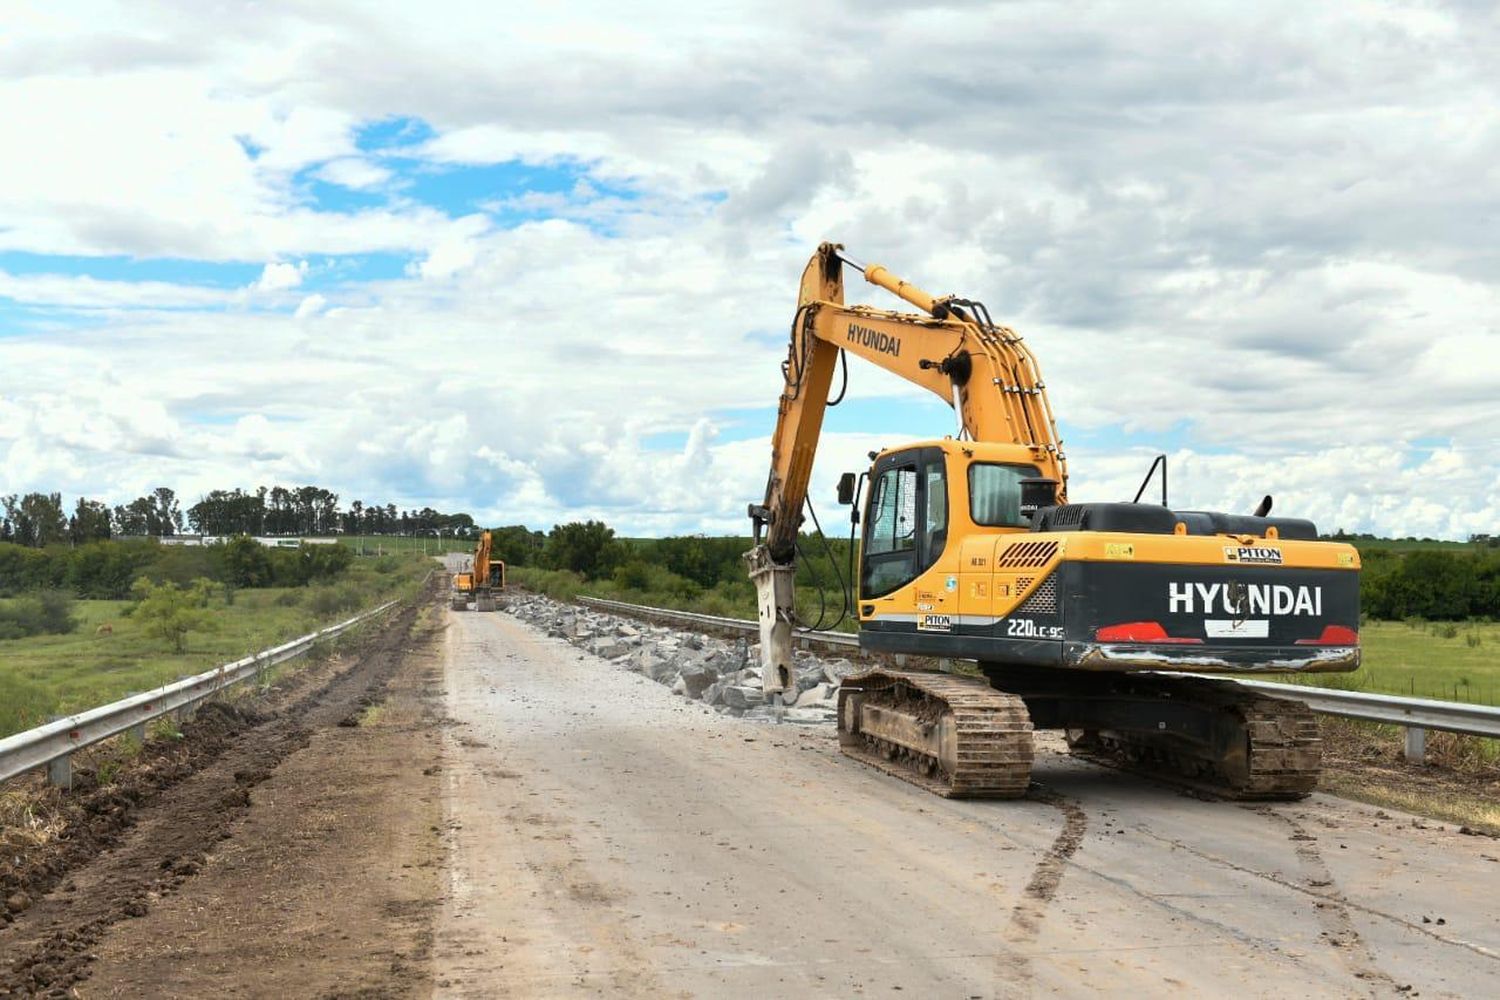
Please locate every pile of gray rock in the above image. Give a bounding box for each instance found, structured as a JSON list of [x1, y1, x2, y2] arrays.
[[506, 595, 860, 725]]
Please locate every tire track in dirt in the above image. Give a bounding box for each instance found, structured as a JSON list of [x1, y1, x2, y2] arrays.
[[0, 599, 425, 997], [1129, 814, 1500, 962], [1258, 808, 1405, 995], [995, 787, 1088, 995]]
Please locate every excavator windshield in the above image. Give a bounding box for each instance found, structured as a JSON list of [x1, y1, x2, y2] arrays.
[[861, 446, 950, 598]]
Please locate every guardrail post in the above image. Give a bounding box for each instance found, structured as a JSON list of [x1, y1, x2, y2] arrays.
[[47, 754, 72, 789], [130, 722, 147, 745], [1403, 726, 1427, 762]]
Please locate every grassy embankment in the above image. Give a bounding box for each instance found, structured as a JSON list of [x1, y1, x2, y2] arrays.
[[0, 553, 430, 738]]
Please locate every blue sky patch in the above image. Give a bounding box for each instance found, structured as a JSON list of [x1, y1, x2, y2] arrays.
[[0, 300, 112, 335], [296, 169, 389, 213], [400, 158, 636, 220], [0, 252, 261, 288], [355, 116, 436, 153], [640, 429, 690, 452]]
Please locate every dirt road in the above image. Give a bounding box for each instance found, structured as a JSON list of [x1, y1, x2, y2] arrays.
[[436, 607, 1500, 998]]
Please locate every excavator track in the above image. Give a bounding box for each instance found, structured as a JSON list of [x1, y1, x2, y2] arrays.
[[1062, 676, 1322, 800], [837, 669, 1033, 799]]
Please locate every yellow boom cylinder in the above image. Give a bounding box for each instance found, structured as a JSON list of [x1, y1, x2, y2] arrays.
[[861, 263, 940, 316]]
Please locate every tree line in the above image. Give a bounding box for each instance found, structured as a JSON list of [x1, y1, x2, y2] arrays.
[[0, 535, 358, 602], [0, 486, 475, 546]]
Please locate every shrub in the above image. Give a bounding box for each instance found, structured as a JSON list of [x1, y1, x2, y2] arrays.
[[130, 578, 212, 653], [0, 591, 78, 639], [307, 584, 361, 617]]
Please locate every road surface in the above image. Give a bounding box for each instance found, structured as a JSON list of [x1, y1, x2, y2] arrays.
[[432, 605, 1500, 998]]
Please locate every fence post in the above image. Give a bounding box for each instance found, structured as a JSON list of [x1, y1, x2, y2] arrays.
[[1403, 726, 1426, 762], [47, 754, 72, 789]]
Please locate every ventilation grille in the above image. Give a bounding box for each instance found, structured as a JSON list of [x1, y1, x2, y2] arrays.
[[1045, 504, 1087, 528], [1016, 575, 1059, 615], [996, 540, 1059, 569]]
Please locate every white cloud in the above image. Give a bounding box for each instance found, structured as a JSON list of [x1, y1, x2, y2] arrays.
[[293, 293, 327, 319], [315, 157, 393, 191], [254, 260, 307, 292]]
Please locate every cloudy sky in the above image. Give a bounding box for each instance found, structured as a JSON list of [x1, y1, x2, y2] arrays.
[[1, 1, 1496, 539]]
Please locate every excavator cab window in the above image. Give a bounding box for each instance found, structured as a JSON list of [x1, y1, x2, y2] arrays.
[[968, 462, 1041, 527], [861, 448, 948, 598]]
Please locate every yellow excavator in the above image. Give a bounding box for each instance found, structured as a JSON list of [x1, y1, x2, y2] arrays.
[[451, 530, 504, 612], [748, 243, 1360, 799]]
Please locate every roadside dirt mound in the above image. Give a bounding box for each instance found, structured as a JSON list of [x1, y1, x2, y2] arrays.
[[1, 702, 264, 919], [0, 600, 424, 997]]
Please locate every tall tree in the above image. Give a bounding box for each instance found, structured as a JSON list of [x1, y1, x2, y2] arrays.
[[150, 487, 181, 536], [4, 493, 69, 547], [542, 520, 622, 579], [113, 496, 157, 536], [69, 498, 112, 543]]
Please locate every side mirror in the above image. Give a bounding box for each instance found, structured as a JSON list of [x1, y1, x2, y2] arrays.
[[836, 472, 857, 506]]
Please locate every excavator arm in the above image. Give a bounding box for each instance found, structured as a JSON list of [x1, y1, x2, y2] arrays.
[[747, 243, 1067, 696]]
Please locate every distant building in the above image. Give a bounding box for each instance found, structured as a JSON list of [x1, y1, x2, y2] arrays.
[[171, 535, 341, 548]]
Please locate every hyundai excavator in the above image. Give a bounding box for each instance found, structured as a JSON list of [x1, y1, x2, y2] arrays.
[[451, 530, 504, 612], [747, 243, 1360, 800]]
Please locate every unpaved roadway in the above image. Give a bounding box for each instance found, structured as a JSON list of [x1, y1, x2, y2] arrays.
[[434, 607, 1500, 998], [5, 592, 1499, 998]]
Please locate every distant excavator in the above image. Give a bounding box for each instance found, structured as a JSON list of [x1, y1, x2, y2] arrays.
[[747, 243, 1361, 800], [451, 529, 504, 612]]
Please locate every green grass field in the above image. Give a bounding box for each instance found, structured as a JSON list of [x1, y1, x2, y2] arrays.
[[0, 554, 429, 738], [1287, 619, 1500, 706]]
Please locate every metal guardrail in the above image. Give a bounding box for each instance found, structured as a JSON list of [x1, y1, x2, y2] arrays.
[[575, 596, 1500, 761], [0, 599, 400, 789]]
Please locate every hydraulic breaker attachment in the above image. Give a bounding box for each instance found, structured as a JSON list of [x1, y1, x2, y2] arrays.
[[745, 545, 797, 698]]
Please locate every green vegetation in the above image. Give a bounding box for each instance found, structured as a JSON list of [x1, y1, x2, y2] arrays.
[[0, 553, 429, 738], [1357, 547, 1500, 620], [510, 523, 858, 631], [129, 578, 215, 653], [1289, 619, 1500, 706], [0, 591, 78, 639]]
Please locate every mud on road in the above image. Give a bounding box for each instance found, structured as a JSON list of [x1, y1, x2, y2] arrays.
[[0, 597, 446, 998]]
